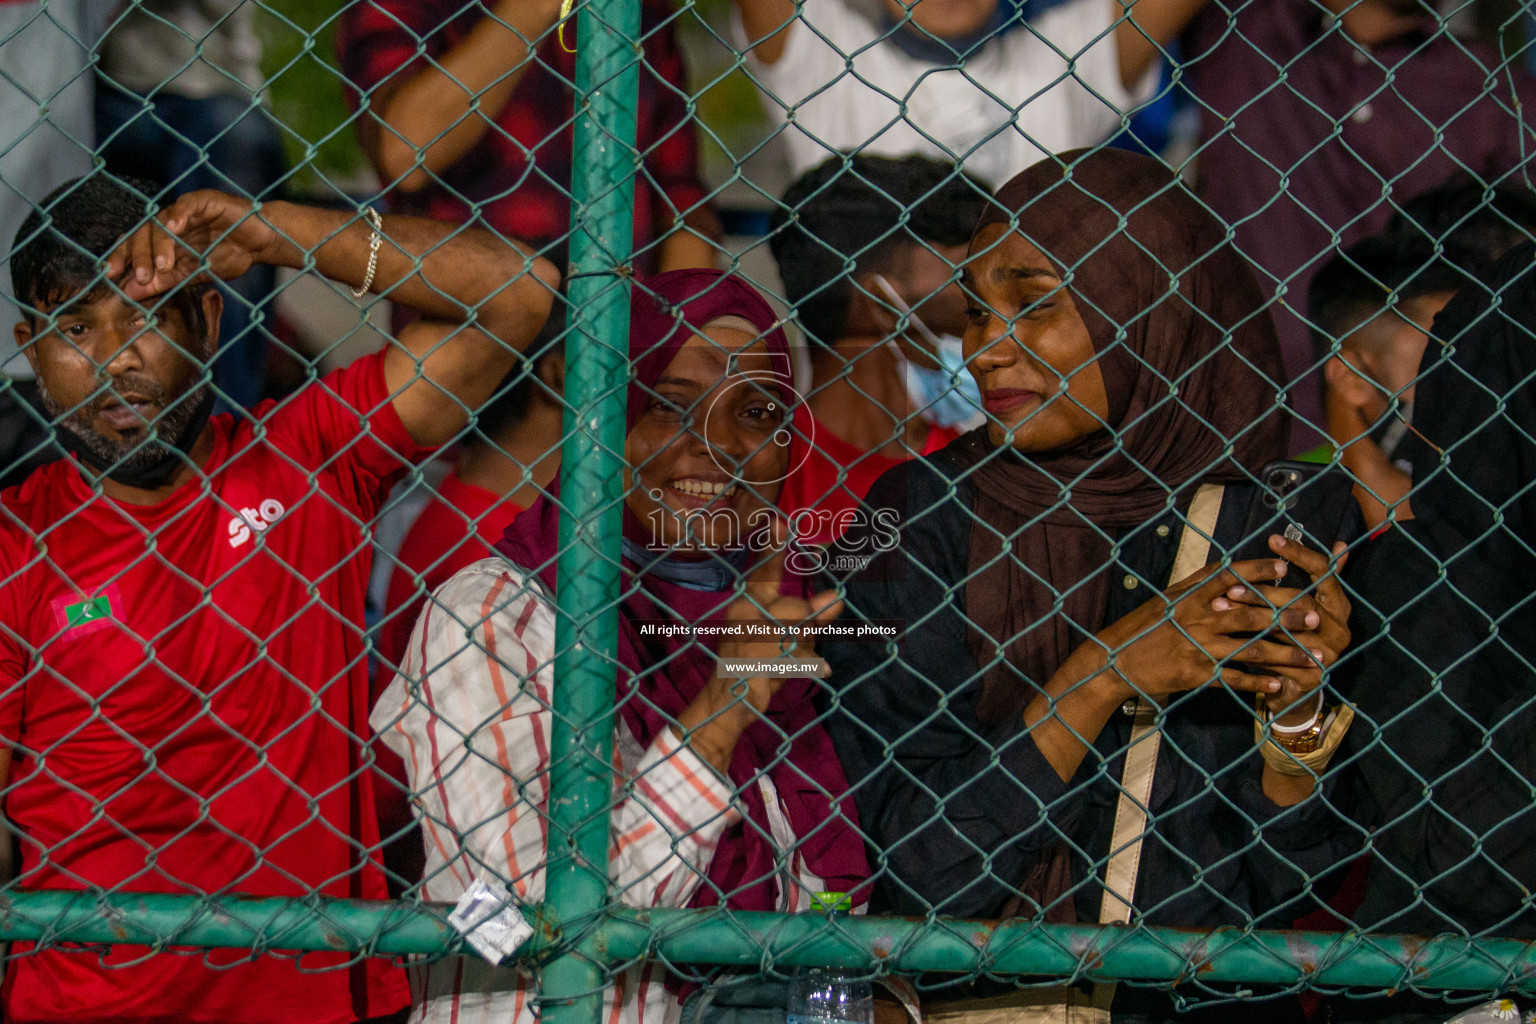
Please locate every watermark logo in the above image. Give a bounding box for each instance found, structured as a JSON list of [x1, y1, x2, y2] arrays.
[[642, 363, 905, 573], [701, 367, 811, 486], [643, 505, 902, 575]]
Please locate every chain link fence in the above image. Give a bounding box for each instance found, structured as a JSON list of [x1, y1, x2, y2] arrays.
[[0, 0, 1533, 1022]]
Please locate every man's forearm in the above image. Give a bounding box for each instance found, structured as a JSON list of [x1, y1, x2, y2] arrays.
[[658, 228, 720, 273], [258, 200, 554, 341], [1340, 437, 1410, 528], [374, 0, 563, 190], [1115, 0, 1209, 88], [735, 0, 798, 63], [1262, 763, 1318, 806]]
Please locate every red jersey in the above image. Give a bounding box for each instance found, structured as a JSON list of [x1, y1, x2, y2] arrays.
[[0, 353, 421, 1024], [780, 408, 960, 545], [379, 472, 523, 672]]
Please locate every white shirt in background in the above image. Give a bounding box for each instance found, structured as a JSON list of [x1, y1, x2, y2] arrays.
[[740, 0, 1155, 188], [0, 1, 114, 375], [100, 0, 264, 100]]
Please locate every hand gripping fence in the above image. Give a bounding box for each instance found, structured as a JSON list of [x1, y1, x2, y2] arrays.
[[2, 0, 1536, 1020]]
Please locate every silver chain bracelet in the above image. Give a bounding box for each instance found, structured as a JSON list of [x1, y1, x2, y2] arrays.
[[350, 206, 384, 299]]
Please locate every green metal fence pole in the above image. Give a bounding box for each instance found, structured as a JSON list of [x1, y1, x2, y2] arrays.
[[541, 0, 643, 1017]]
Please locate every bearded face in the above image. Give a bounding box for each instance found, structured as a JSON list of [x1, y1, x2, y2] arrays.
[[18, 286, 221, 486]]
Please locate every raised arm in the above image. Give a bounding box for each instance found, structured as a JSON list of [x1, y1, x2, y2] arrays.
[[109, 190, 560, 448], [1114, 0, 1210, 89], [734, 0, 798, 64], [640, 16, 724, 271], [355, 0, 565, 192]]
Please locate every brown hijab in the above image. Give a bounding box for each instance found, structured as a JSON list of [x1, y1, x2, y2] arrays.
[[957, 149, 1289, 725]]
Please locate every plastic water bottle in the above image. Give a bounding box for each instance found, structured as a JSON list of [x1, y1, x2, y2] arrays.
[[786, 892, 873, 1024]]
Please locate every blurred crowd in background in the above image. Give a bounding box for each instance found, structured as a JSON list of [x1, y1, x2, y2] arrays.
[[2, 0, 1532, 615]]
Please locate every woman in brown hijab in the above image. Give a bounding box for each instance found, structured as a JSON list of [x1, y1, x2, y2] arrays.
[[822, 149, 1358, 1018]]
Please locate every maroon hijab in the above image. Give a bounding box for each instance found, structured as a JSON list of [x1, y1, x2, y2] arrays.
[[497, 269, 869, 911], [959, 149, 1290, 724]]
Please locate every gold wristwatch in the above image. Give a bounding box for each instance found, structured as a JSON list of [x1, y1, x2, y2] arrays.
[[1270, 715, 1328, 754]]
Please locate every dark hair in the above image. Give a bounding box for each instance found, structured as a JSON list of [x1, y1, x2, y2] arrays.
[[1307, 234, 1469, 364], [10, 174, 207, 337], [1383, 175, 1536, 276], [769, 154, 990, 347], [468, 299, 565, 447]]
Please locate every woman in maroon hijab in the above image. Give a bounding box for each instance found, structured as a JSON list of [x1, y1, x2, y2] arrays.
[[373, 270, 868, 1024]]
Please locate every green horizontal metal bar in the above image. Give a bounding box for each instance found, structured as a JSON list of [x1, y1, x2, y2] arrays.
[[2, 891, 1532, 993], [600, 909, 1536, 992], [0, 890, 471, 957]]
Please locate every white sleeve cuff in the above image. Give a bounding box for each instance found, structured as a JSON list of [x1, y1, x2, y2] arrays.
[[630, 727, 744, 839]]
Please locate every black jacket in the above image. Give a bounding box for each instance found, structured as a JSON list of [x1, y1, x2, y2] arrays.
[[822, 448, 1359, 929]]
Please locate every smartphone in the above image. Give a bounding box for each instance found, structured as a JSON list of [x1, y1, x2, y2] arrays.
[[1233, 460, 1360, 590]]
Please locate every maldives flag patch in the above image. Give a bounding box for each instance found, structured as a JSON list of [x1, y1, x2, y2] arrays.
[[51, 585, 122, 639]]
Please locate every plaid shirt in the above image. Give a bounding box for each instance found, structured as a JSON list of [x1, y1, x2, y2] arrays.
[[372, 560, 747, 1024], [338, 0, 710, 270]]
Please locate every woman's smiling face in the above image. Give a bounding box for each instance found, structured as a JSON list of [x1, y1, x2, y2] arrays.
[[962, 223, 1111, 454], [624, 326, 791, 552]]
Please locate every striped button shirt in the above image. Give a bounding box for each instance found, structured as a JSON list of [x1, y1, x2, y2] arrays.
[[372, 559, 746, 1024]]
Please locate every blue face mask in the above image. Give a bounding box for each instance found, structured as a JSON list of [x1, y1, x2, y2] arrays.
[[873, 275, 986, 432], [621, 537, 751, 592]]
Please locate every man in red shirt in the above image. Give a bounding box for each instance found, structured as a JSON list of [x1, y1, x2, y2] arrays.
[[0, 174, 556, 1023], [770, 155, 988, 545]]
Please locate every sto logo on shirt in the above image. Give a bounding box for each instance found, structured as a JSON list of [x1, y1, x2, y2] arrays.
[[227, 498, 287, 549]]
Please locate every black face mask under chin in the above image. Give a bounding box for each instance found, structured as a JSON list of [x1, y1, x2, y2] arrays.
[[56, 386, 216, 491]]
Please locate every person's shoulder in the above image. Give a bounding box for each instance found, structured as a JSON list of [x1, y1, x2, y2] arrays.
[[824, 441, 979, 591], [250, 352, 397, 449], [1419, 32, 1536, 93], [430, 557, 554, 632], [307, 351, 391, 407], [0, 460, 80, 569], [862, 432, 982, 525], [409, 478, 495, 534], [0, 457, 81, 524], [1, 458, 52, 504], [923, 428, 990, 482], [1185, 0, 1307, 63], [394, 494, 469, 575]]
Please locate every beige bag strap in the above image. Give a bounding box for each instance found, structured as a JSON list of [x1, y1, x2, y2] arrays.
[[1097, 482, 1225, 926]]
